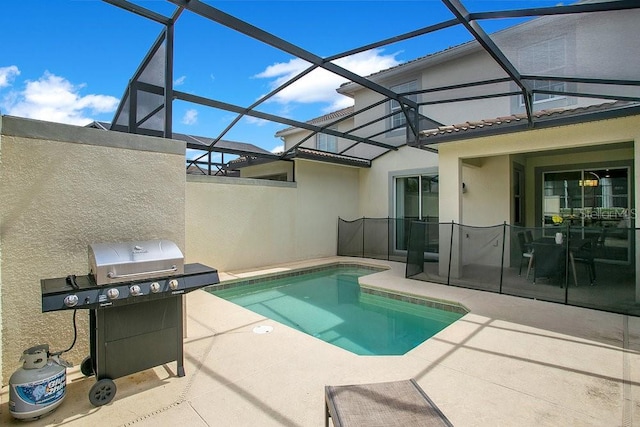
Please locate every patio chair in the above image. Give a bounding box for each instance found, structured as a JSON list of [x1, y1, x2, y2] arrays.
[[525, 230, 534, 246], [517, 232, 534, 279], [325, 378, 453, 427], [571, 238, 597, 285], [532, 242, 565, 286]]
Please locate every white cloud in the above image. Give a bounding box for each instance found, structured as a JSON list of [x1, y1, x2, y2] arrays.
[[181, 108, 198, 125], [174, 75, 186, 86], [244, 115, 269, 126], [1, 71, 118, 125], [254, 49, 401, 112], [0, 65, 20, 88], [270, 144, 284, 154]]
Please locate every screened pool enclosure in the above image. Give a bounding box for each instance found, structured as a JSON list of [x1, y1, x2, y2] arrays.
[[98, 1, 640, 316], [100, 0, 640, 172]]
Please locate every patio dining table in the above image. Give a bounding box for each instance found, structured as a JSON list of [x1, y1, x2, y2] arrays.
[[532, 236, 591, 286]]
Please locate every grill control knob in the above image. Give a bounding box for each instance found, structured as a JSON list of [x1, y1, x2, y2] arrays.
[[64, 294, 79, 307], [130, 284, 142, 296], [107, 288, 120, 300], [169, 279, 179, 290], [150, 282, 161, 293]]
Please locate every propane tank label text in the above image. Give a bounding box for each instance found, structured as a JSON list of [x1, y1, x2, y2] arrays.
[[13, 369, 66, 406]]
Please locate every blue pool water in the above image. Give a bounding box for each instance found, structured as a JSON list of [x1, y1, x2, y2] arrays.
[[209, 266, 464, 355]]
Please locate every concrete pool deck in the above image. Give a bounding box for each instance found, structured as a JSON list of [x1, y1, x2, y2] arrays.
[[1, 256, 639, 426]]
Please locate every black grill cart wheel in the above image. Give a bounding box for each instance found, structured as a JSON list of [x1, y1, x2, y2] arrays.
[[80, 356, 94, 377], [89, 378, 117, 407]]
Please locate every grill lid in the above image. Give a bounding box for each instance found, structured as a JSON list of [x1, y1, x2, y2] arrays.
[[89, 239, 184, 285]]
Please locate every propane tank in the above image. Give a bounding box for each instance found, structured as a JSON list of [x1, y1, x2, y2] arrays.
[[9, 344, 67, 420]]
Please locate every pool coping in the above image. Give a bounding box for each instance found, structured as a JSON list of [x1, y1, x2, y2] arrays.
[[206, 260, 469, 316], [206, 260, 386, 290], [358, 286, 469, 316]]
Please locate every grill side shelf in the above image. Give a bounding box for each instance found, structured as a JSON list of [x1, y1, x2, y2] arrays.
[[41, 264, 219, 313]]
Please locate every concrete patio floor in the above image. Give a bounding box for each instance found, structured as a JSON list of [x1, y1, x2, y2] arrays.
[[1, 257, 639, 426]]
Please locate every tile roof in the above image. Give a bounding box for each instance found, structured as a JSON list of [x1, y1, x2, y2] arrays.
[[417, 101, 640, 141], [229, 147, 371, 169], [294, 147, 371, 167], [275, 106, 354, 137]]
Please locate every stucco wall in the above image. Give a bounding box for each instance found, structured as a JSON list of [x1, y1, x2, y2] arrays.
[[185, 176, 298, 271], [357, 146, 439, 218], [460, 156, 511, 226], [0, 116, 185, 385], [281, 118, 356, 154], [238, 160, 294, 181], [419, 51, 509, 124], [185, 159, 360, 272]]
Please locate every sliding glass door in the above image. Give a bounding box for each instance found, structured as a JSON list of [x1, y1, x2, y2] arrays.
[[542, 167, 630, 228], [395, 175, 439, 250]]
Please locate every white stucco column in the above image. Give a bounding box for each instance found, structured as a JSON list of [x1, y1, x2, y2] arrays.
[[438, 148, 463, 278]]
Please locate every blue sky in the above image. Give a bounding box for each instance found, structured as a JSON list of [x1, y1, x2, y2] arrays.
[[0, 0, 560, 154]]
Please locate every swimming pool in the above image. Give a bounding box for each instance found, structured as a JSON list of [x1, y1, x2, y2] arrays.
[[209, 264, 466, 355]]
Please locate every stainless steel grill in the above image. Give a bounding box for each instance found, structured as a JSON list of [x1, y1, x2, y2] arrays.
[[88, 239, 184, 286], [40, 239, 219, 407]]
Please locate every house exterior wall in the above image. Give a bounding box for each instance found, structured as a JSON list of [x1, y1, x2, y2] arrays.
[[460, 155, 511, 226], [357, 146, 439, 218], [0, 116, 185, 385], [439, 115, 640, 225], [345, 51, 510, 142], [338, 8, 640, 141], [421, 53, 510, 125], [237, 160, 293, 181], [438, 114, 640, 284], [281, 117, 356, 154], [185, 159, 359, 272], [351, 86, 410, 148]]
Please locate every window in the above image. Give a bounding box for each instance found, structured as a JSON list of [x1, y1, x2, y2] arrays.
[[542, 167, 629, 229], [519, 37, 566, 104], [389, 81, 418, 131], [316, 129, 337, 153]]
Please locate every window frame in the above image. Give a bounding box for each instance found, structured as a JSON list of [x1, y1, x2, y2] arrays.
[[388, 80, 418, 133], [518, 36, 568, 106], [316, 128, 338, 153]]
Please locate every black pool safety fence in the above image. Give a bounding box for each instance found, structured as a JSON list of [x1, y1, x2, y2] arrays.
[[337, 217, 640, 316], [337, 217, 440, 263]]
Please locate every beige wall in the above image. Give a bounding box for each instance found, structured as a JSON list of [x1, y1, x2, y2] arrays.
[[185, 159, 360, 272], [0, 116, 186, 385], [420, 51, 510, 124], [281, 117, 356, 154], [460, 156, 511, 226], [238, 160, 293, 181], [357, 146, 439, 218]]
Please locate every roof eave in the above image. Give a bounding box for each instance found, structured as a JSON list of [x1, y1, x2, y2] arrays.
[[413, 104, 640, 147]]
